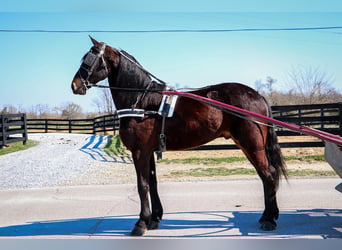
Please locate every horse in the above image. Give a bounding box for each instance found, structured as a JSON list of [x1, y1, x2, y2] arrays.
[[71, 36, 287, 236]]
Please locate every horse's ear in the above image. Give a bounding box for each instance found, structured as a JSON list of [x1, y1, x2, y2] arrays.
[[89, 35, 100, 46]]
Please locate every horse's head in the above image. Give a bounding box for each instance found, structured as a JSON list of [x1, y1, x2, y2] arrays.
[[71, 36, 119, 95]]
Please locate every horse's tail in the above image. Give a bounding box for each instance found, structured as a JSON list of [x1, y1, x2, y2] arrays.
[[264, 101, 288, 185]]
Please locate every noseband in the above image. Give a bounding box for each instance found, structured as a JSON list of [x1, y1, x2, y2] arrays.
[[78, 43, 108, 89]]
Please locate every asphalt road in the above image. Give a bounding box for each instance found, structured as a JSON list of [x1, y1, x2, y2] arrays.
[[0, 178, 340, 239]]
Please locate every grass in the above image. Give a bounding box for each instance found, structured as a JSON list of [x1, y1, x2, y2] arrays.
[[104, 135, 129, 157], [0, 140, 38, 156], [171, 167, 256, 177], [170, 167, 336, 178], [103, 136, 334, 177], [158, 154, 326, 165], [158, 156, 246, 165], [161, 155, 334, 177]]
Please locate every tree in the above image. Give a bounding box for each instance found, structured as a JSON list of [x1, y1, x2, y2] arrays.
[[255, 76, 279, 105], [256, 66, 341, 105], [287, 65, 337, 104], [93, 88, 116, 114], [0, 105, 17, 114], [60, 103, 83, 119]]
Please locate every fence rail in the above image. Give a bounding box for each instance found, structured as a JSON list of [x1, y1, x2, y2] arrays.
[[27, 114, 119, 134], [196, 102, 342, 150], [272, 103, 342, 137], [0, 113, 28, 148], [5, 102, 341, 150]]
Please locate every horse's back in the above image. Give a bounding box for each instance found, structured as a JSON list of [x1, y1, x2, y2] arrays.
[[191, 82, 269, 115]]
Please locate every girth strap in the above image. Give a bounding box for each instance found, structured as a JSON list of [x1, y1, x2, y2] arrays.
[[156, 113, 167, 160]]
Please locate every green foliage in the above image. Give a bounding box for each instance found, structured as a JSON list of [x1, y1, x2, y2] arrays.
[[0, 140, 38, 156], [163, 154, 332, 177], [170, 167, 336, 178], [171, 167, 256, 177], [104, 135, 129, 156], [159, 156, 247, 165], [159, 155, 325, 165]]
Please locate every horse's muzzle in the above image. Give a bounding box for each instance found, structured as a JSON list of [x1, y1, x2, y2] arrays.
[[71, 80, 87, 95]]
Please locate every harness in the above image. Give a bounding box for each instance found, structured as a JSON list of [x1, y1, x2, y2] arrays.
[[78, 43, 108, 90], [78, 44, 276, 159], [81, 43, 177, 159], [115, 94, 178, 160]]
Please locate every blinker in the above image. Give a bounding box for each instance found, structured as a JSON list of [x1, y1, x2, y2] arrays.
[[82, 52, 98, 69]]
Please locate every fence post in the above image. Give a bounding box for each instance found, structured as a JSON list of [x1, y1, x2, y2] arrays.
[[93, 118, 96, 134], [112, 114, 116, 134], [339, 102, 342, 136], [320, 107, 324, 129], [298, 108, 302, 126], [0, 115, 5, 148], [22, 114, 28, 145], [69, 120, 72, 133], [103, 116, 106, 134], [45, 119, 48, 133]]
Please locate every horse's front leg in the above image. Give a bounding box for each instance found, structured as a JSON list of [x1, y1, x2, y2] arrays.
[[149, 155, 163, 230], [130, 150, 152, 236]]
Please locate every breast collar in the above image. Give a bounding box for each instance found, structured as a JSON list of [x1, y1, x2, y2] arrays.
[[116, 94, 178, 119]]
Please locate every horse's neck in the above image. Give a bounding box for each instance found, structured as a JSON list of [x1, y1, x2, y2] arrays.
[[108, 54, 164, 110], [108, 75, 162, 110]]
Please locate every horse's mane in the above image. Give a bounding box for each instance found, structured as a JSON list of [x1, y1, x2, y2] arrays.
[[114, 50, 152, 89], [109, 49, 166, 109]]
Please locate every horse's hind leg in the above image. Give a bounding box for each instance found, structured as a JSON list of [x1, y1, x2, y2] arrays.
[[252, 151, 279, 231], [244, 147, 279, 230], [148, 155, 163, 230], [232, 125, 279, 230]]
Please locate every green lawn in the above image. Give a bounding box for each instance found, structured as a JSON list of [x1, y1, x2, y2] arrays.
[[0, 140, 38, 156]]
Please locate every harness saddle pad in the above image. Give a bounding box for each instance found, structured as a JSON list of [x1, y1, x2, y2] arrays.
[[158, 95, 178, 117]]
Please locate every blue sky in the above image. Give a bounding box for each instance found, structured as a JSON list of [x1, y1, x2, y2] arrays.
[[1, 1, 342, 112]]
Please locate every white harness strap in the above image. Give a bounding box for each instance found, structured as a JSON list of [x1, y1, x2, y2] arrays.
[[116, 94, 178, 119], [116, 109, 145, 118]]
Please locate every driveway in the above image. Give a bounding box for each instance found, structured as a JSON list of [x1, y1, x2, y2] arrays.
[[0, 178, 340, 239], [0, 133, 340, 238]]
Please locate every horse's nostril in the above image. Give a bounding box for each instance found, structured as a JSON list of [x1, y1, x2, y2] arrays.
[[72, 82, 77, 90], [72, 81, 82, 94]]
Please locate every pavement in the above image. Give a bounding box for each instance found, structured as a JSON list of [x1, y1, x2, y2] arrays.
[[0, 178, 341, 239]]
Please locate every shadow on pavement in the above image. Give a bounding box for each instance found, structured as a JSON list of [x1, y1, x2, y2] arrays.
[[0, 209, 340, 238]]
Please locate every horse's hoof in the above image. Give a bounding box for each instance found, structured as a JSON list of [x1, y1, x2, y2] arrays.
[[149, 220, 160, 230], [260, 221, 277, 231], [130, 225, 147, 236]]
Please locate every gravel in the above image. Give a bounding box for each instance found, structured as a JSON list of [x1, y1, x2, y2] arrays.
[[0, 133, 133, 189], [0, 133, 334, 190]]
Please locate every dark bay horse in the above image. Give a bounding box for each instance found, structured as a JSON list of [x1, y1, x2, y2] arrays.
[[71, 37, 287, 236]]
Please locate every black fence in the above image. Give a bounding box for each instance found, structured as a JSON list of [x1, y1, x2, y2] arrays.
[[27, 114, 119, 134], [5, 102, 341, 149], [196, 102, 342, 150], [272, 103, 341, 136], [272, 102, 341, 148], [0, 113, 28, 148]]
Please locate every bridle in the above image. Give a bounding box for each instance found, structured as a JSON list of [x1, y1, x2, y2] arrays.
[[77, 43, 108, 90], [77, 43, 171, 96]]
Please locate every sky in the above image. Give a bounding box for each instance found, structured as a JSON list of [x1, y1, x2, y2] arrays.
[[1, 1, 342, 113]]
